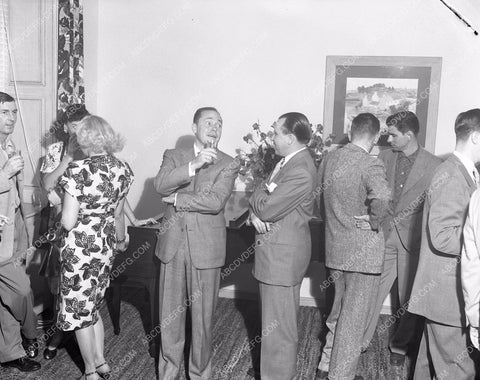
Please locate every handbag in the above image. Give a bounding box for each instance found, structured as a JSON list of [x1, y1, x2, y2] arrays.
[[38, 204, 63, 278]]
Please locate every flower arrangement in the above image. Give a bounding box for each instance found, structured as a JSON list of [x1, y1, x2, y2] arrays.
[[236, 121, 333, 189]]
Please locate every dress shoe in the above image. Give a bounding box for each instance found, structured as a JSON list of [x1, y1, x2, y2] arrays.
[[22, 338, 38, 358], [77, 370, 97, 380], [2, 356, 41, 372], [315, 369, 329, 379], [43, 347, 58, 360], [96, 362, 111, 379]]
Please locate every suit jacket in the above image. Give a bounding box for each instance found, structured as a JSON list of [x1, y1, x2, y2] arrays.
[[318, 143, 390, 274], [154, 146, 239, 269], [0, 139, 28, 264], [379, 148, 442, 254], [250, 149, 316, 287], [409, 154, 476, 327]]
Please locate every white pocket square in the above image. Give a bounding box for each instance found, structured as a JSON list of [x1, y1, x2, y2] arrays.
[[265, 182, 278, 193]]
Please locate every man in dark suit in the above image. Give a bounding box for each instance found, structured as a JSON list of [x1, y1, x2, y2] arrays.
[[316, 113, 390, 380], [249, 112, 316, 380], [0, 92, 40, 372], [409, 109, 480, 379], [362, 111, 441, 377], [154, 107, 239, 380]]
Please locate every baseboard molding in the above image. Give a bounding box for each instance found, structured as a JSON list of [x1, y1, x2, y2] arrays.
[[219, 288, 325, 308], [219, 288, 394, 315]]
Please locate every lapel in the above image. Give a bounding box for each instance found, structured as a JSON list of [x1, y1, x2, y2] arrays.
[[273, 149, 308, 183], [195, 150, 225, 188], [181, 147, 196, 190], [383, 150, 397, 190], [401, 148, 428, 195]]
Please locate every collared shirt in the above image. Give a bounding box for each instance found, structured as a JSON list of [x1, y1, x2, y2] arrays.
[[393, 148, 419, 210], [454, 151, 479, 185], [462, 189, 480, 328], [283, 146, 306, 165], [0, 138, 20, 208]]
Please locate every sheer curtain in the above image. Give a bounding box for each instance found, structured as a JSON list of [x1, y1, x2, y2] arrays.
[[0, 0, 9, 92], [57, 0, 84, 113]]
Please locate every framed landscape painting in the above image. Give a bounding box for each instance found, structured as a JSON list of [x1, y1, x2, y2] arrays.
[[323, 56, 442, 154]]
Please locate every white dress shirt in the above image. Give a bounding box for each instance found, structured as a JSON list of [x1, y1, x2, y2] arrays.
[[462, 189, 480, 329]]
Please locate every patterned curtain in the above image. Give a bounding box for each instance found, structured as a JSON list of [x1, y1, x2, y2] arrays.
[[57, 0, 84, 114]]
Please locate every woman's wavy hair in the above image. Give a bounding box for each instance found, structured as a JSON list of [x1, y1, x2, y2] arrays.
[[75, 115, 124, 154]]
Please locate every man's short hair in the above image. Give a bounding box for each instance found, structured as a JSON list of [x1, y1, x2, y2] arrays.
[[193, 107, 219, 124], [386, 111, 420, 136], [0, 92, 15, 104], [278, 112, 312, 144], [350, 113, 380, 139], [455, 109, 480, 142]]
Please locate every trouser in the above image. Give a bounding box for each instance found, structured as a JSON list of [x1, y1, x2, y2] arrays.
[[363, 231, 423, 354], [413, 319, 476, 380], [258, 281, 301, 380], [157, 240, 221, 380], [0, 260, 38, 362], [318, 270, 380, 380]]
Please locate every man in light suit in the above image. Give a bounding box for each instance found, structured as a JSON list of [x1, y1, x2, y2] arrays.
[[249, 112, 316, 380], [316, 113, 390, 380], [154, 107, 239, 380], [0, 92, 39, 372], [408, 109, 480, 379], [362, 112, 441, 376]]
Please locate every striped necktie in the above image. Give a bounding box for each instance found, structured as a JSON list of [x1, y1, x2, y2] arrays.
[[269, 158, 285, 183]]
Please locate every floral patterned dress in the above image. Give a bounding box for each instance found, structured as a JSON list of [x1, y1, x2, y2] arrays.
[[56, 154, 133, 331]]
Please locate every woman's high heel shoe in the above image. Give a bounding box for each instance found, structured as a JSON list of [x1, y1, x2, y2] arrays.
[[96, 362, 111, 379], [77, 370, 97, 380]]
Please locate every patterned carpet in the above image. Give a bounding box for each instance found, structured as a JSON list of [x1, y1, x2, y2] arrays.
[[1, 286, 416, 380]]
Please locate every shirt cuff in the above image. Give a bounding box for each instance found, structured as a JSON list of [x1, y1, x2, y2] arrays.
[[188, 162, 196, 177]]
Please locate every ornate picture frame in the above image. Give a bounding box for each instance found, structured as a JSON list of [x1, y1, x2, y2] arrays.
[[323, 56, 442, 154]]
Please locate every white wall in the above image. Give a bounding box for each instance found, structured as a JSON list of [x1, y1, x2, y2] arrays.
[[84, 0, 480, 210], [83, 0, 480, 304]]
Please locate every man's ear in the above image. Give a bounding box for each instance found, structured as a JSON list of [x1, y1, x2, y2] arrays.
[[471, 131, 480, 145], [192, 123, 197, 135], [373, 132, 381, 145]]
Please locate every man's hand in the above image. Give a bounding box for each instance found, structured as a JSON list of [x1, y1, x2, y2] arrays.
[[250, 211, 271, 234], [2, 155, 24, 178], [354, 214, 372, 230], [190, 148, 217, 171], [162, 195, 176, 204], [470, 326, 479, 350]]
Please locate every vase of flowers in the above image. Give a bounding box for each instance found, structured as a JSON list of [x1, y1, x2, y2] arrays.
[[236, 121, 334, 191]]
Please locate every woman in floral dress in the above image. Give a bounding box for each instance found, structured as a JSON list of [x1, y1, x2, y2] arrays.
[[57, 115, 133, 380]]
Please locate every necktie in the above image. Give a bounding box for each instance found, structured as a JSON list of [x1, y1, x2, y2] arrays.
[[269, 158, 285, 183]]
